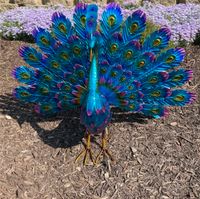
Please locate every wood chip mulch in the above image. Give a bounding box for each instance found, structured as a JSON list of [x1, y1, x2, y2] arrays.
[[0, 40, 200, 199]]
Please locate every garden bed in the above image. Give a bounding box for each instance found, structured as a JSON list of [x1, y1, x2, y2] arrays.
[[0, 39, 199, 198]]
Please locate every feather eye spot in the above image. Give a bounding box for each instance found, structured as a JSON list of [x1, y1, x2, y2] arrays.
[[42, 105, 51, 111], [58, 23, 67, 33], [69, 77, 76, 83], [40, 36, 49, 45], [153, 38, 161, 46], [137, 60, 145, 68], [64, 85, 71, 91], [124, 50, 133, 59], [111, 71, 117, 77], [151, 91, 161, 97], [80, 15, 86, 26], [20, 91, 30, 97], [129, 104, 135, 109], [166, 55, 175, 63], [44, 75, 52, 81], [40, 87, 49, 94], [149, 77, 158, 84], [120, 76, 126, 82], [129, 23, 138, 33], [63, 95, 68, 101], [21, 72, 30, 80], [77, 70, 85, 78], [172, 75, 183, 82], [60, 52, 69, 60], [28, 53, 38, 61], [174, 95, 185, 102], [129, 94, 135, 99], [151, 108, 159, 114], [110, 43, 118, 52], [51, 61, 60, 69], [128, 85, 133, 90], [108, 15, 116, 26], [73, 46, 81, 55], [101, 68, 107, 74]]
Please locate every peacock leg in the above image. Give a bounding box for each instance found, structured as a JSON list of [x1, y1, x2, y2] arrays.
[[75, 132, 94, 165], [95, 128, 114, 164]]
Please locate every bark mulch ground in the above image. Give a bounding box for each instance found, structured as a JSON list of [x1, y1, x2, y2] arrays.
[[0, 40, 200, 199]]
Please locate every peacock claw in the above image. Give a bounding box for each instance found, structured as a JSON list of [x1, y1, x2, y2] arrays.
[[75, 132, 95, 165], [75, 148, 94, 165], [95, 128, 114, 164], [95, 148, 114, 164]]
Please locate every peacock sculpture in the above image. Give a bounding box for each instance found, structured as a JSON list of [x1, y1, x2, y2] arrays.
[[12, 3, 195, 165]]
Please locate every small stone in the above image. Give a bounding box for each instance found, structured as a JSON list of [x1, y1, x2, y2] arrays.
[[64, 183, 71, 188], [5, 115, 12, 119], [131, 147, 137, 153], [170, 122, 178, 126], [104, 172, 109, 179], [76, 166, 81, 171], [136, 157, 142, 164]]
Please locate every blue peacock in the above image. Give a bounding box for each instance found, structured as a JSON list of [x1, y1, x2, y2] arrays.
[[12, 3, 196, 164]]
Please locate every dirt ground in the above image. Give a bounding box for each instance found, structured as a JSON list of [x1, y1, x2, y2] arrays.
[[0, 39, 199, 199]]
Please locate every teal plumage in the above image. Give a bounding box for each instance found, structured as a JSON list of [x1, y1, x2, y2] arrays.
[[13, 3, 195, 135]]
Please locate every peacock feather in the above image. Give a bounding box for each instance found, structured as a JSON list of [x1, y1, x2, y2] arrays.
[[12, 3, 196, 164]]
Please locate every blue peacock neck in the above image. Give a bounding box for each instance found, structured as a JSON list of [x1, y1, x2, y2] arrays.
[[80, 52, 111, 133], [85, 52, 102, 117], [88, 53, 98, 94]]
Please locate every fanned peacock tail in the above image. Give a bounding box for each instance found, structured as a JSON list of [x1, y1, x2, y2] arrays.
[[13, 3, 196, 131]]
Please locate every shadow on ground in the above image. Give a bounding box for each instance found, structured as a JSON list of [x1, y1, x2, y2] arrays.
[[0, 94, 148, 149]]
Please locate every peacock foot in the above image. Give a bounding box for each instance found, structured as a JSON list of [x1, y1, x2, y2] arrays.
[[95, 128, 114, 164], [75, 132, 95, 165]]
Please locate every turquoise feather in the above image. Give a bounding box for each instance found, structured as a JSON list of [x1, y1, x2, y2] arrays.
[[122, 10, 146, 42]]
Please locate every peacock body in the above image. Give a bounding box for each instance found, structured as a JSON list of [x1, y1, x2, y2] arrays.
[[12, 3, 195, 164]]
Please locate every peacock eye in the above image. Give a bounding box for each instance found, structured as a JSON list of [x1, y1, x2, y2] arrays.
[[120, 76, 126, 82], [80, 15, 86, 25], [43, 105, 50, 111], [149, 77, 158, 84], [124, 50, 133, 59], [166, 55, 175, 63], [69, 77, 76, 83], [44, 75, 51, 81], [174, 95, 185, 102], [58, 23, 67, 33], [129, 94, 135, 99], [108, 15, 116, 26], [151, 91, 161, 97], [40, 87, 49, 94], [130, 23, 138, 33], [129, 104, 135, 109], [173, 75, 183, 82], [137, 60, 145, 68], [40, 36, 49, 45], [101, 68, 106, 74], [110, 44, 118, 52], [73, 46, 81, 55], [21, 91, 29, 97], [60, 52, 69, 60], [78, 70, 84, 78], [111, 71, 117, 77], [128, 85, 133, 90], [28, 53, 37, 61], [63, 96, 68, 100], [153, 38, 161, 46], [64, 85, 70, 91], [151, 108, 159, 114], [21, 72, 30, 79], [52, 61, 59, 68]]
